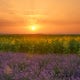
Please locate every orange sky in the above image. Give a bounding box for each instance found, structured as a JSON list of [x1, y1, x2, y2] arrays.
[[0, 0, 80, 34]]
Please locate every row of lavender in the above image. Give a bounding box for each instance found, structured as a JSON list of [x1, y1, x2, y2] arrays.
[[0, 53, 80, 80]]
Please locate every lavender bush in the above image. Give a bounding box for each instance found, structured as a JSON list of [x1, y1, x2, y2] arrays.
[[0, 53, 80, 80]]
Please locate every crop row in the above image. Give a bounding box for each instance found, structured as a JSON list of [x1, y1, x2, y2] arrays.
[[0, 53, 80, 80], [0, 35, 80, 54]]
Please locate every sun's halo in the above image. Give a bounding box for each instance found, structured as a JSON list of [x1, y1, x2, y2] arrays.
[[31, 25, 36, 31], [26, 24, 40, 33]]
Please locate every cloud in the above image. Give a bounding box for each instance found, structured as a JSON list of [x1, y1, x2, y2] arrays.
[[37, 19, 80, 25], [0, 17, 26, 27]]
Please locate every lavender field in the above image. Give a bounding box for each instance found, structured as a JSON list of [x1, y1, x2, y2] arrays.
[[0, 53, 80, 80], [0, 0, 80, 79], [0, 34, 80, 80]]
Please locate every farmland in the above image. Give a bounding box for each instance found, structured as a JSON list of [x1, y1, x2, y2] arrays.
[[0, 53, 80, 80], [0, 34, 80, 54], [0, 34, 80, 80]]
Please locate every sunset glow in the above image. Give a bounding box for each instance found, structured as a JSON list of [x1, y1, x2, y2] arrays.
[[29, 24, 41, 32], [31, 25, 36, 31], [0, 0, 80, 34]]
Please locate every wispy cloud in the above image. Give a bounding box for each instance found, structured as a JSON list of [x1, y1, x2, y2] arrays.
[[0, 18, 26, 27]]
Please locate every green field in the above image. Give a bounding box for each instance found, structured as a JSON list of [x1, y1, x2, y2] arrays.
[[0, 34, 80, 54]]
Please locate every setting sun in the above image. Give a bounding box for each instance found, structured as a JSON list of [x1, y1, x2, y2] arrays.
[[31, 25, 36, 31], [26, 23, 41, 33]]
